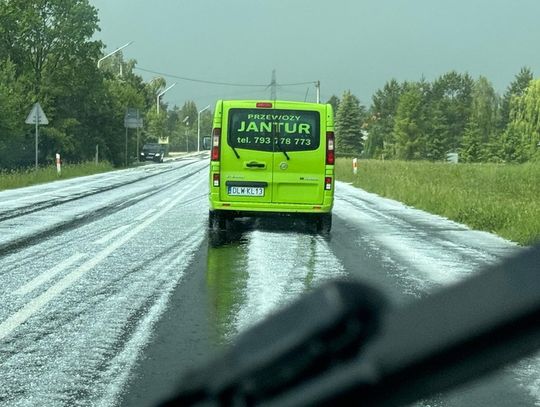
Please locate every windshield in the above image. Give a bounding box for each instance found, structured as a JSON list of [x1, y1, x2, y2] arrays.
[[0, 1, 539, 407], [227, 109, 320, 152]]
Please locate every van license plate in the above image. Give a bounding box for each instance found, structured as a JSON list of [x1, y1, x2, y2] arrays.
[[228, 186, 265, 197]]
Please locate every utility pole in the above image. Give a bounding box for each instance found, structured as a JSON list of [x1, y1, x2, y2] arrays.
[[316, 80, 320, 103], [270, 69, 277, 100], [183, 116, 190, 153], [125, 127, 128, 167]]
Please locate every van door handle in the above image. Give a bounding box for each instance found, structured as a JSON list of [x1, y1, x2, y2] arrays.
[[245, 161, 266, 169]]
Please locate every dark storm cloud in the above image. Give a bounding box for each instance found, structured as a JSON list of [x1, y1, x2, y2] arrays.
[[91, 0, 540, 108]]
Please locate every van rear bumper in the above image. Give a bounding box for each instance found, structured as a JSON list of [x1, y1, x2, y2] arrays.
[[209, 200, 333, 214]]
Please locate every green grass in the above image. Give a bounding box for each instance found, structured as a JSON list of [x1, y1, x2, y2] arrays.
[[336, 158, 540, 246], [0, 161, 115, 192]]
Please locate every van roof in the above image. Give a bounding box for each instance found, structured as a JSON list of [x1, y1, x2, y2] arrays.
[[214, 100, 334, 128], [219, 100, 327, 108]]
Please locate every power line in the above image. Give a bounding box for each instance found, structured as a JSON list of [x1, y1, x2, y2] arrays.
[[277, 81, 318, 86], [168, 88, 270, 105], [135, 67, 267, 87], [134, 66, 317, 88]]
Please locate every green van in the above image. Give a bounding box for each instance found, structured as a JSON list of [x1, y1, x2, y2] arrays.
[[208, 100, 335, 233]]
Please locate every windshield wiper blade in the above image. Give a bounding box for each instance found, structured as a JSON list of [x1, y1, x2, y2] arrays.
[[275, 139, 290, 160], [271, 126, 290, 160], [161, 245, 540, 407], [231, 145, 240, 159]]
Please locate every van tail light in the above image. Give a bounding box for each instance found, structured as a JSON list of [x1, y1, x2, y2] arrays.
[[211, 128, 221, 161], [213, 173, 220, 187], [326, 131, 335, 165], [325, 177, 332, 191]]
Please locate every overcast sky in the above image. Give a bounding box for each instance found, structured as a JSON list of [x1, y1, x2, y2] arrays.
[[90, 0, 540, 111]]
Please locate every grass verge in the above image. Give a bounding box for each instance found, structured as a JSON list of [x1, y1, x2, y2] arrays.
[[336, 158, 540, 246], [0, 161, 115, 192]]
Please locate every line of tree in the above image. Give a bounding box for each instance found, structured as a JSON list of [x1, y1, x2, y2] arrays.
[[3, 1, 537, 169], [0, 0, 211, 170], [332, 68, 540, 163]]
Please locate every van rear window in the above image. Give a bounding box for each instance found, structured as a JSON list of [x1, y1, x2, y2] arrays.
[[228, 109, 320, 152]]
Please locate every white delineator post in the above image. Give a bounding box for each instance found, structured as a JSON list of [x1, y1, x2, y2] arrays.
[[353, 158, 358, 175], [56, 153, 61, 175]]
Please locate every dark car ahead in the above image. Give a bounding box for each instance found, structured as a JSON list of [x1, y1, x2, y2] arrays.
[[140, 143, 165, 163]]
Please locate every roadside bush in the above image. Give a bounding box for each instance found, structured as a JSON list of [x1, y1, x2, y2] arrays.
[[0, 161, 115, 191]]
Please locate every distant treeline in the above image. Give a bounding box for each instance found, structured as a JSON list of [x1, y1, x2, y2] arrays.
[[2, 2, 538, 170], [331, 68, 540, 163], [0, 0, 211, 170]]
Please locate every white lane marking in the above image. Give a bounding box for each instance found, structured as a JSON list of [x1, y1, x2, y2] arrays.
[[134, 208, 157, 221], [97, 231, 206, 406], [0, 178, 204, 341], [157, 198, 172, 208], [94, 224, 132, 245], [15, 252, 86, 296]]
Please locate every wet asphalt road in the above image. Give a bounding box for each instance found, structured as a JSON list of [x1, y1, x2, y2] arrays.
[[0, 154, 538, 407]]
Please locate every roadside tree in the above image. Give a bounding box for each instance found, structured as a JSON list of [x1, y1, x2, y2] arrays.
[[326, 95, 340, 118], [335, 91, 366, 155], [428, 71, 474, 158], [499, 67, 533, 132], [503, 79, 540, 162], [460, 76, 500, 162], [366, 79, 403, 159], [393, 83, 429, 160]]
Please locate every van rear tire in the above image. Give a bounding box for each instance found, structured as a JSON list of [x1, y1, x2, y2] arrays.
[[209, 210, 228, 231], [317, 213, 332, 235]]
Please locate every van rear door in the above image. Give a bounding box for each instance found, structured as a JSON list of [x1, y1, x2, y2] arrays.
[[221, 102, 325, 206], [220, 103, 274, 204], [270, 104, 324, 205]]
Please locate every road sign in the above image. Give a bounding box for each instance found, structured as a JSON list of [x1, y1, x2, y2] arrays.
[[25, 102, 49, 125], [124, 108, 143, 129], [124, 117, 143, 128], [25, 102, 49, 169]]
